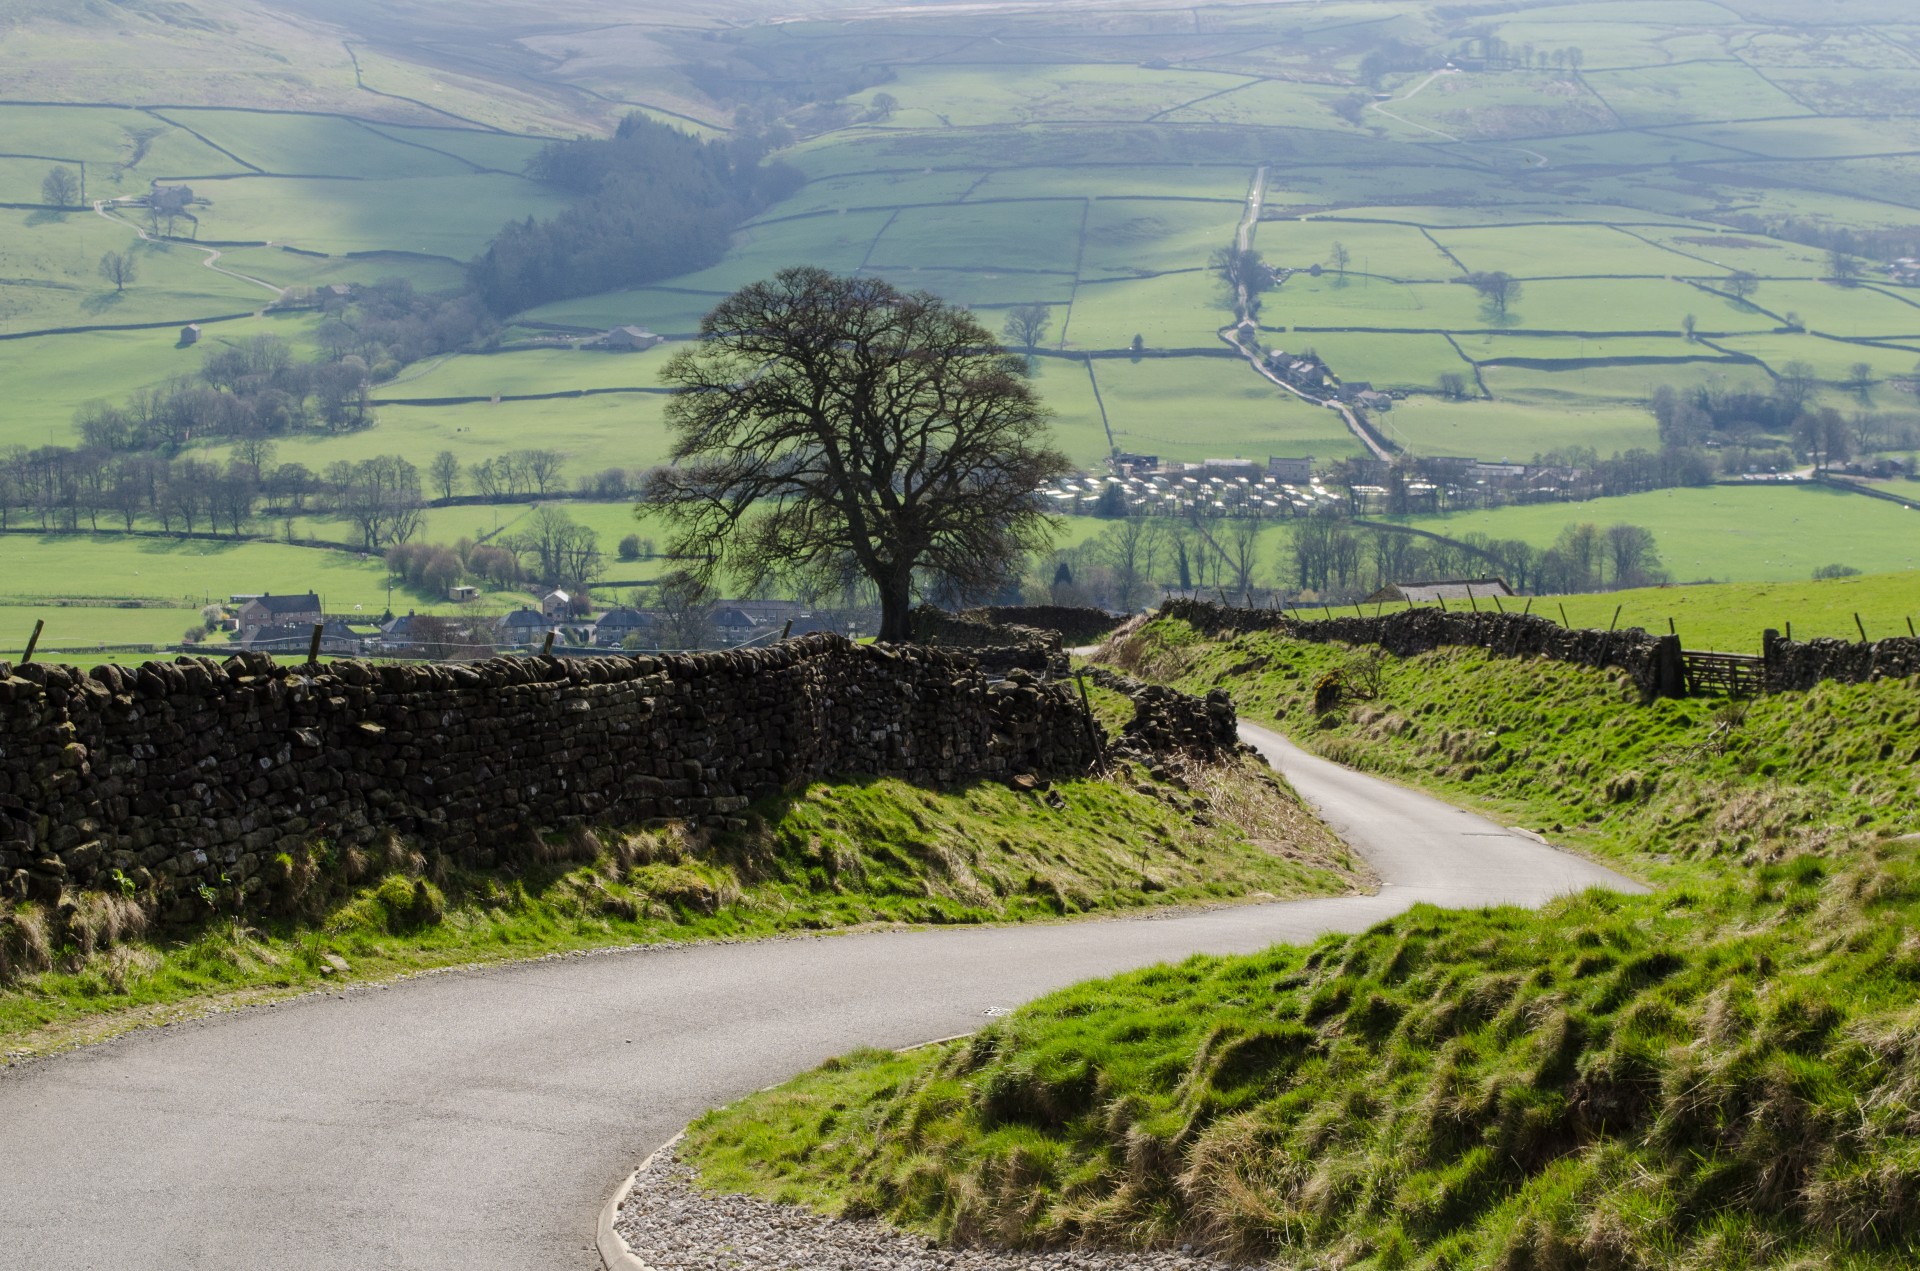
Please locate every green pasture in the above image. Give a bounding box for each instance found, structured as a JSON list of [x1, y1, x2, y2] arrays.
[[1398, 484, 1920, 582], [1630, 227, 1827, 275], [746, 171, 984, 221], [870, 268, 1071, 310], [1157, 78, 1361, 131], [849, 64, 1255, 128], [653, 210, 895, 296], [1468, 333, 1707, 364], [379, 344, 677, 400], [207, 247, 469, 294], [0, 532, 393, 610], [1382, 70, 1615, 142], [155, 110, 475, 181], [186, 173, 567, 260], [0, 211, 270, 334], [1261, 219, 1458, 279], [1752, 279, 1920, 339], [521, 288, 725, 336], [1739, 29, 1913, 69], [1516, 129, 1749, 167], [1709, 333, 1920, 383], [1282, 331, 1469, 390], [1373, 394, 1658, 460], [1089, 356, 1364, 463], [360, 124, 548, 175], [1767, 66, 1920, 117], [1655, 114, 1920, 160], [1582, 61, 1813, 127], [1079, 199, 1239, 279], [1265, 274, 1491, 331], [868, 201, 1086, 274], [1471, 277, 1760, 335], [0, 104, 246, 189], [1062, 273, 1225, 351], [0, 603, 197, 657], [1431, 223, 1702, 279], [1026, 357, 1112, 466], [1480, 361, 1768, 411], [968, 166, 1253, 202], [1548, 569, 1920, 653], [278, 393, 675, 475], [0, 322, 255, 448]]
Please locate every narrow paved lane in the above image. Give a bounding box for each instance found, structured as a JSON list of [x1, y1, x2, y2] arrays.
[[0, 724, 1641, 1271]]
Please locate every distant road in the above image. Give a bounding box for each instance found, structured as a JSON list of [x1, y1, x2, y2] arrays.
[[0, 723, 1641, 1271]]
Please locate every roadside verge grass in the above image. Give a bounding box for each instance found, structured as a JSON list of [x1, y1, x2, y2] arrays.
[[0, 761, 1360, 1059], [680, 617, 1920, 1269]]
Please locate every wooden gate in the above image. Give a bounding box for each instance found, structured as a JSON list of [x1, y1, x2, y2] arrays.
[[1682, 651, 1766, 697]]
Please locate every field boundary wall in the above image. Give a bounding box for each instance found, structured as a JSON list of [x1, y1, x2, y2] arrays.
[[0, 635, 1098, 917], [1158, 600, 1920, 698]]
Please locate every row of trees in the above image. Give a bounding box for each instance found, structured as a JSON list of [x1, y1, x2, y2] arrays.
[[383, 506, 609, 600], [1046, 513, 1665, 612], [0, 442, 429, 547], [76, 334, 374, 451]]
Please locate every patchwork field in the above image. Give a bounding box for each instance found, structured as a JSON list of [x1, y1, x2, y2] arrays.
[[6, 0, 1920, 620]]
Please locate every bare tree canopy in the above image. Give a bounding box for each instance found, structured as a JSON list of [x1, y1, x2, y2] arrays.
[[41, 166, 78, 208], [643, 266, 1072, 642], [99, 251, 137, 292], [1001, 302, 1052, 352]]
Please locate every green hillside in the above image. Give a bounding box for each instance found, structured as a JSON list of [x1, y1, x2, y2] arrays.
[[683, 614, 1920, 1269]]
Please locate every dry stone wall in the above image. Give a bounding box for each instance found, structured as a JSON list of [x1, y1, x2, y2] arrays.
[[0, 635, 1098, 915], [1764, 634, 1920, 691], [1162, 600, 1675, 696]]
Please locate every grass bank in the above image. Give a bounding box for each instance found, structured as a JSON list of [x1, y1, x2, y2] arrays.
[[1, 760, 1358, 1058], [682, 617, 1920, 1269]]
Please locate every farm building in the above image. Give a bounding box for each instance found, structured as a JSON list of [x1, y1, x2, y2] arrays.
[[449, 585, 479, 603], [236, 592, 321, 629], [1366, 578, 1515, 606], [1267, 457, 1314, 481], [592, 326, 664, 352], [179, 324, 201, 347], [540, 589, 572, 620]]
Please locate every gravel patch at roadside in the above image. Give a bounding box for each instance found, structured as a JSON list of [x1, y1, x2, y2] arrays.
[[616, 1149, 1260, 1271]]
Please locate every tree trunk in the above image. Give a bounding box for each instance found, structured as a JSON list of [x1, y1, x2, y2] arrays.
[[876, 570, 914, 643]]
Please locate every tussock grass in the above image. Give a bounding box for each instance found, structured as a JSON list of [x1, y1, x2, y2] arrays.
[[684, 618, 1920, 1267], [1, 765, 1356, 1057]]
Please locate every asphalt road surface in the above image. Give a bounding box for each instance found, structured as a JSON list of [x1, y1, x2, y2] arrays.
[[0, 723, 1643, 1270]]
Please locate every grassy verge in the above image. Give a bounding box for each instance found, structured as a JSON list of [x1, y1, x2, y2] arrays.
[[1, 762, 1359, 1059], [681, 618, 1920, 1269]]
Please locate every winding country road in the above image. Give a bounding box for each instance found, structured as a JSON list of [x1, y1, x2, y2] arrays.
[[0, 724, 1641, 1271]]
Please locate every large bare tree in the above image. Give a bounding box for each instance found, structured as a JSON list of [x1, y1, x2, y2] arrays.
[[643, 267, 1072, 642]]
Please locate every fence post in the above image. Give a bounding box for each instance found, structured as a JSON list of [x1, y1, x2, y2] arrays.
[[542, 630, 556, 656], [1073, 671, 1103, 764], [1609, 605, 1622, 633], [1656, 634, 1686, 699], [1762, 627, 1780, 692], [781, 619, 793, 640], [1908, 617, 1916, 638], [21, 619, 44, 666], [306, 622, 323, 665], [1558, 603, 1569, 628], [1855, 612, 1869, 644]]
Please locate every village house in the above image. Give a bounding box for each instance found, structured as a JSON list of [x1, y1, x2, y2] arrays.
[[591, 607, 654, 648], [238, 619, 363, 656], [235, 592, 322, 630], [1267, 456, 1314, 482], [494, 608, 549, 646], [540, 589, 573, 621]]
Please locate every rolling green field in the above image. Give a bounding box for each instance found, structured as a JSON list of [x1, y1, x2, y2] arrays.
[[1545, 569, 1920, 652], [1393, 484, 1920, 583], [7, 0, 1920, 617]]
